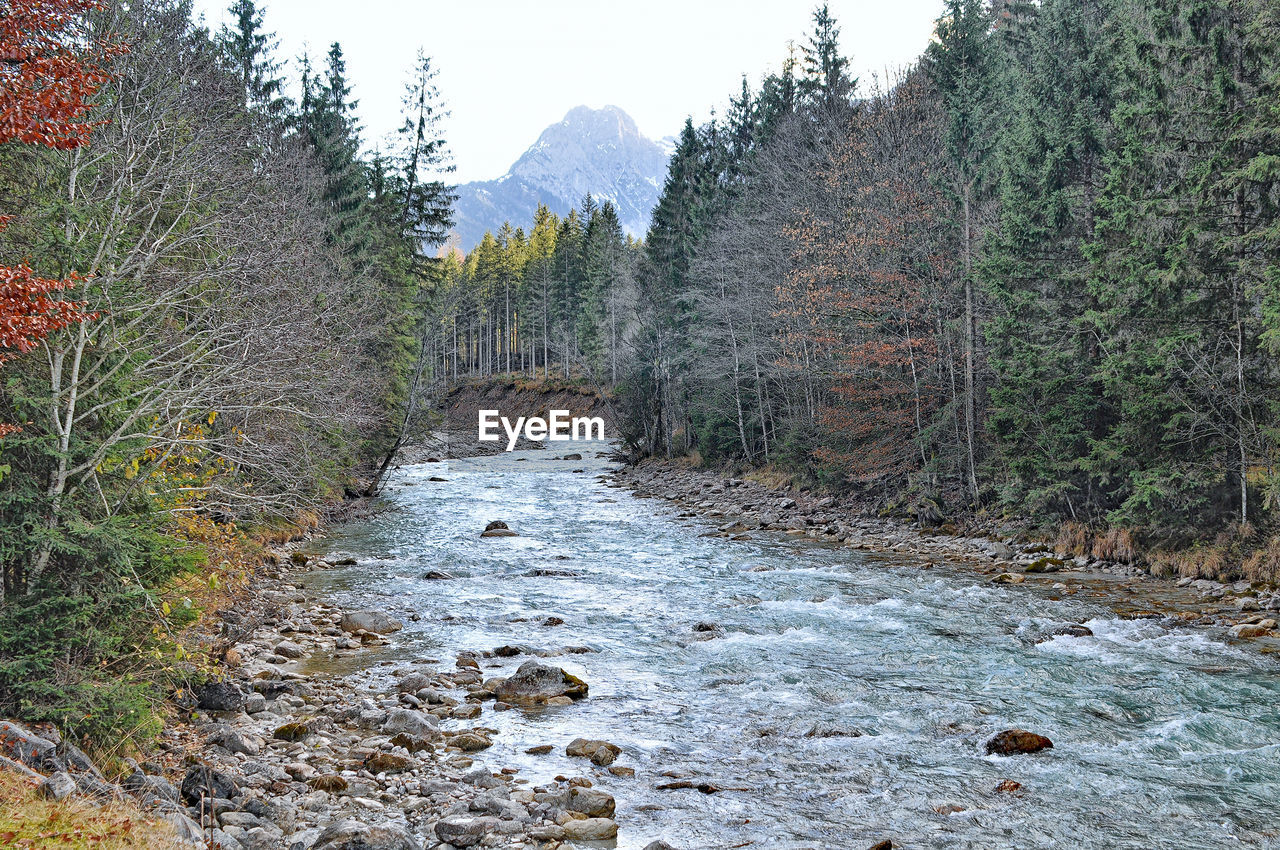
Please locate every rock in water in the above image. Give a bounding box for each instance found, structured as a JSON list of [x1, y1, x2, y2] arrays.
[[484, 520, 509, 531], [1230, 621, 1275, 639], [492, 661, 588, 704], [568, 786, 616, 818], [339, 610, 402, 634], [984, 729, 1054, 756], [566, 737, 622, 766], [481, 527, 519, 537], [313, 819, 422, 850]]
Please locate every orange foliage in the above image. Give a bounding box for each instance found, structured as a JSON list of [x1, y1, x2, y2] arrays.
[[0, 0, 117, 436]]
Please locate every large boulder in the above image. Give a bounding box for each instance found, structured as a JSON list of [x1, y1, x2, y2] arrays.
[[339, 610, 402, 634], [0, 721, 62, 772], [37, 771, 76, 801], [563, 818, 619, 840], [312, 820, 422, 850], [434, 816, 496, 847], [180, 765, 240, 809], [123, 770, 179, 802], [198, 681, 247, 712], [492, 661, 587, 705], [984, 729, 1054, 756], [382, 708, 439, 740]]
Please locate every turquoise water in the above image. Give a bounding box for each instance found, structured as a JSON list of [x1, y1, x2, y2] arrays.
[[304, 444, 1280, 849]]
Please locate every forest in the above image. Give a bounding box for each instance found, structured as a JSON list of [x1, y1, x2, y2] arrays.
[[1, 0, 1279, 751], [440, 0, 1280, 578], [0, 0, 454, 743]]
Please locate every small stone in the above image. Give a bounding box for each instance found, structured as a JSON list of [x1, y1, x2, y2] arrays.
[[991, 573, 1025, 585], [995, 779, 1023, 794], [525, 744, 554, 755]]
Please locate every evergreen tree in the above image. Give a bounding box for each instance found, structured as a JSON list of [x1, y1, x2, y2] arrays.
[[982, 0, 1117, 519], [216, 0, 289, 121], [396, 49, 456, 268], [300, 42, 374, 262], [799, 4, 856, 113]]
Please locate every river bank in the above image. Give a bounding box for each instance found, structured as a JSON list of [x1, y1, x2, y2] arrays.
[[1, 540, 662, 850], [611, 458, 1280, 650]]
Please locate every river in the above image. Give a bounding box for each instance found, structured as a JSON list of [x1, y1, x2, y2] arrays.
[[301, 442, 1280, 850]]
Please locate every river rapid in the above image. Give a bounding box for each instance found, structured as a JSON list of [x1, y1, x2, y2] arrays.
[[302, 443, 1280, 850]]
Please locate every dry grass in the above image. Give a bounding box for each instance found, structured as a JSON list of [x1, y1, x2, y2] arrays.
[[0, 772, 189, 849], [744, 464, 794, 491], [1092, 528, 1138, 563], [1243, 536, 1280, 583], [1054, 522, 1090, 557], [1148, 545, 1231, 580]]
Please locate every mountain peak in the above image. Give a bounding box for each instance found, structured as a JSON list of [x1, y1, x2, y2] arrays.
[[452, 106, 669, 250]]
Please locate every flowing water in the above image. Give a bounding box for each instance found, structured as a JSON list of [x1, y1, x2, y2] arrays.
[[302, 443, 1280, 849]]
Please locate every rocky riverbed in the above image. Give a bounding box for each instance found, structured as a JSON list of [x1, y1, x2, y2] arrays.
[[0, 546, 673, 850]]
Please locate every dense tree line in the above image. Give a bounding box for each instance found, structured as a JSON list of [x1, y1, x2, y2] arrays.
[[432, 198, 641, 386], [597, 0, 1278, 571], [0, 0, 452, 742]]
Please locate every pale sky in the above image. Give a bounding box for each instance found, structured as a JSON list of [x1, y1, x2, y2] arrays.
[[191, 1, 945, 184]]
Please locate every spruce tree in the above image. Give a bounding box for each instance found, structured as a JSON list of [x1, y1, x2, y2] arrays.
[[982, 0, 1117, 519], [216, 0, 289, 121]]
